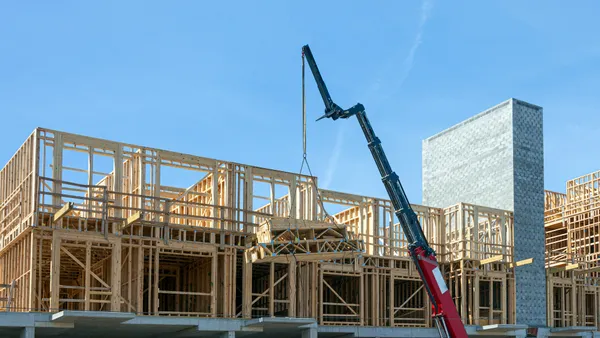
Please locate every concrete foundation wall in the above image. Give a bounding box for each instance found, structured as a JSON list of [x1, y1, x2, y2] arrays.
[[422, 98, 546, 326]]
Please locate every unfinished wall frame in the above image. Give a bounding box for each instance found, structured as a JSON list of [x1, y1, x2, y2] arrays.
[[0, 128, 523, 329], [544, 170, 600, 330]]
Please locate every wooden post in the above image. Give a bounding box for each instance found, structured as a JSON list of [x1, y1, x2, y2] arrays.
[[113, 146, 123, 219], [509, 277, 516, 324], [84, 241, 91, 311], [389, 272, 394, 327], [224, 253, 230, 317], [147, 242, 152, 314], [289, 176, 297, 219], [211, 252, 218, 317], [31, 130, 40, 231], [153, 247, 159, 315], [111, 240, 122, 312], [51, 133, 63, 208], [49, 231, 61, 311], [318, 268, 323, 324], [312, 263, 318, 319], [488, 279, 493, 323], [310, 178, 318, 221], [371, 268, 378, 325], [473, 273, 479, 325], [289, 259, 296, 317], [127, 243, 132, 312], [242, 258, 252, 318], [212, 164, 220, 246], [28, 232, 37, 311], [136, 244, 144, 314], [243, 167, 253, 233], [460, 260, 467, 323], [359, 260, 364, 326], [501, 277, 507, 324], [231, 251, 237, 318], [269, 262, 275, 317]]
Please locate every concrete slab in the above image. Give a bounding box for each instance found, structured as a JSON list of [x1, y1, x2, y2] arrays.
[[51, 311, 135, 324], [318, 325, 441, 337], [244, 317, 316, 328], [0, 313, 51, 327], [550, 326, 597, 333], [466, 324, 528, 337], [477, 324, 529, 332], [7, 312, 597, 338]]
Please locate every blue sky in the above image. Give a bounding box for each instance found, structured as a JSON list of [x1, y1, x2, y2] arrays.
[[1, 1, 599, 204]]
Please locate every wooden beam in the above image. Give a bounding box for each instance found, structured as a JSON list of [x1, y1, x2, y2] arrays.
[[123, 212, 142, 229], [574, 266, 600, 275], [478, 255, 503, 266], [548, 263, 579, 274], [53, 202, 74, 223], [565, 263, 579, 271], [508, 258, 534, 268]]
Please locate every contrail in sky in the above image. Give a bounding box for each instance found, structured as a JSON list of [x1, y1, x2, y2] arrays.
[[396, 0, 434, 88], [323, 1, 433, 189], [322, 124, 345, 189]]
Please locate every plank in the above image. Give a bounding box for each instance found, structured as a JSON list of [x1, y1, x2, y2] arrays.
[[53, 202, 74, 223], [123, 212, 142, 228], [508, 258, 534, 268], [574, 266, 600, 275], [478, 255, 504, 265]]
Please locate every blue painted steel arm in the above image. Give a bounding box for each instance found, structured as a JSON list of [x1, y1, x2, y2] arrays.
[[301, 44, 431, 252], [301, 44, 469, 338]]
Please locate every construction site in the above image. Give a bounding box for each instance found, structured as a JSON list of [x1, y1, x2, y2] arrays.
[[0, 95, 598, 337]]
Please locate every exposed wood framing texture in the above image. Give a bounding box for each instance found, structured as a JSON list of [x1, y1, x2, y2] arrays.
[[544, 171, 600, 330], [0, 128, 526, 328]]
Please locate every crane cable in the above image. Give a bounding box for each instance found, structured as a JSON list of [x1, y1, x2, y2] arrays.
[[297, 49, 351, 243], [302, 50, 307, 159], [299, 49, 356, 272]]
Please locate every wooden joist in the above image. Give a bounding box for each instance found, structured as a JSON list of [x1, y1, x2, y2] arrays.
[[122, 212, 142, 229], [508, 258, 533, 268], [53, 202, 74, 223], [548, 263, 578, 274], [574, 265, 600, 275], [479, 255, 503, 265]]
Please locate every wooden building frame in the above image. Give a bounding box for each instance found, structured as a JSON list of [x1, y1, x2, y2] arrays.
[[544, 171, 600, 330], [0, 128, 521, 328]]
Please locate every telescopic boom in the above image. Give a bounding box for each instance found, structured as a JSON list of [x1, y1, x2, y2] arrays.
[[302, 44, 468, 338]]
